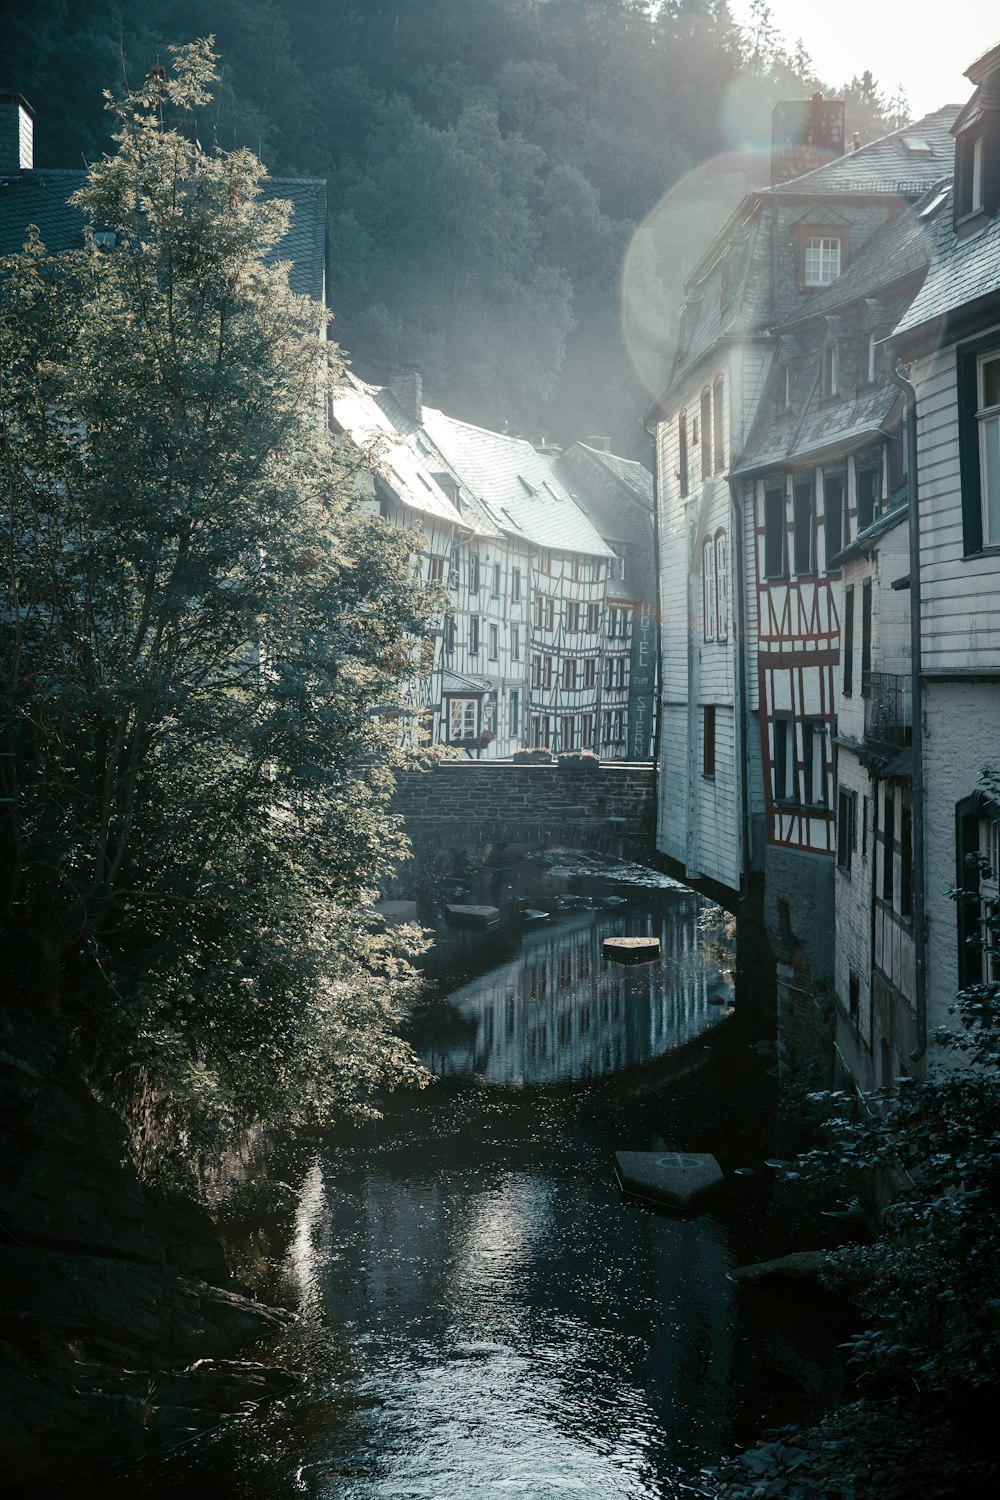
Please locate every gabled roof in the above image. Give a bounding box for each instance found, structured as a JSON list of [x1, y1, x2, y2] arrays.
[[420, 408, 614, 558], [890, 185, 1000, 342], [0, 168, 328, 302], [555, 443, 654, 548], [330, 373, 466, 529]]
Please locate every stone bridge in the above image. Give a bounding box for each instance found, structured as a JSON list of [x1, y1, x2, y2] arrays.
[[392, 760, 743, 915], [393, 761, 657, 863]]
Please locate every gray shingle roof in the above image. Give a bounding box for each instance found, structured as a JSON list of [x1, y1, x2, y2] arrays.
[[781, 206, 934, 324], [555, 443, 653, 548], [890, 187, 1000, 341], [0, 168, 327, 302], [420, 408, 614, 558], [765, 106, 961, 198]]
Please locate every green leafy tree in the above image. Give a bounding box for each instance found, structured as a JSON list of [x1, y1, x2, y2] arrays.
[[0, 41, 432, 1178]]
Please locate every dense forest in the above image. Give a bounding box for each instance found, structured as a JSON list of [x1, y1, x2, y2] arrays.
[[0, 0, 911, 451]]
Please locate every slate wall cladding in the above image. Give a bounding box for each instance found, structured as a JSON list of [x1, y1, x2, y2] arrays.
[[393, 762, 657, 854]]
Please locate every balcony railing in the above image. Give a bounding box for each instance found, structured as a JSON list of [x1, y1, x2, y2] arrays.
[[863, 671, 912, 749]]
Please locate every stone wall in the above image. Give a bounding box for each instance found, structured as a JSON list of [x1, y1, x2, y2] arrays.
[[393, 761, 657, 859]]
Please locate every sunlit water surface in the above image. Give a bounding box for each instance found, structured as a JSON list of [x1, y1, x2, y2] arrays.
[[91, 855, 845, 1500]]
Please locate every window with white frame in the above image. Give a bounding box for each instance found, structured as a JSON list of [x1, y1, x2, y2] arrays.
[[702, 538, 716, 641], [511, 566, 522, 602], [715, 530, 729, 638], [489, 623, 499, 660], [584, 658, 596, 689], [772, 717, 796, 803], [448, 698, 478, 740], [821, 343, 839, 398], [509, 690, 520, 737], [491, 561, 501, 596], [804, 236, 841, 286], [978, 351, 1000, 546], [469, 616, 480, 654], [511, 624, 520, 661]]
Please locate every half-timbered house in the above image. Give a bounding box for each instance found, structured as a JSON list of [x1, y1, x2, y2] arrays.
[[885, 39, 1000, 1052]]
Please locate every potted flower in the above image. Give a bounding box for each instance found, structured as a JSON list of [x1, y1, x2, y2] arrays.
[[512, 746, 554, 764], [557, 750, 600, 770]]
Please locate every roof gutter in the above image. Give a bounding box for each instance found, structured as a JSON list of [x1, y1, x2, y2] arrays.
[[888, 358, 928, 1063]]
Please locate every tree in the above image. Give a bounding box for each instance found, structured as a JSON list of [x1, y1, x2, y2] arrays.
[[0, 40, 433, 1179]]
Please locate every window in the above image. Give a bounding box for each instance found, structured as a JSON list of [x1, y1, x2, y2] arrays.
[[792, 481, 814, 574], [856, 454, 880, 533], [837, 788, 857, 872], [603, 709, 625, 743], [572, 555, 583, 581], [773, 717, 796, 803], [563, 658, 577, 691], [492, 561, 501, 597], [583, 658, 596, 689], [763, 485, 786, 579], [901, 804, 913, 918], [444, 617, 456, 656], [803, 722, 826, 806], [511, 566, 522, 603], [607, 606, 624, 638], [821, 343, 839, 398], [544, 656, 553, 690], [780, 364, 792, 411], [566, 601, 581, 633], [824, 472, 845, 566], [561, 716, 575, 752], [715, 531, 729, 638], [803, 235, 841, 286], [958, 339, 1000, 553], [861, 579, 872, 694], [428, 555, 446, 583], [678, 412, 689, 498], [511, 624, 521, 661], [545, 598, 555, 632], [703, 706, 716, 778], [701, 387, 712, 477], [469, 616, 480, 654], [532, 653, 543, 688], [956, 130, 985, 218], [448, 698, 478, 740], [866, 333, 878, 385], [509, 690, 520, 737], [489, 623, 499, 660], [586, 601, 600, 633], [533, 595, 544, 629], [469, 553, 481, 593], [531, 714, 551, 748], [702, 539, 716, 641], [580, 713, 594, 748], [882, 791, 895, 903], [842, 584, 855, 696], [978, 352, 1000, 546], [537, 550, 552, 575], [713, 376, 725, 473], [608, 553, 626, 582]]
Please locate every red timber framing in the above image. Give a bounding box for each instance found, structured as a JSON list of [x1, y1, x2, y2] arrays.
[[755, 482, 840, 855]]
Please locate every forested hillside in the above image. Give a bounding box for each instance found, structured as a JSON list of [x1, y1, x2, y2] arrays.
[[0, 0, 909, 450]]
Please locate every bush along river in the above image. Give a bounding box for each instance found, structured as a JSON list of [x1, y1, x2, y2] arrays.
[[83, 852, 855, 1500]]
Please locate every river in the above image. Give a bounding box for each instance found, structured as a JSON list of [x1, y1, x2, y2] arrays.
[[94, 852, 848, 1499]]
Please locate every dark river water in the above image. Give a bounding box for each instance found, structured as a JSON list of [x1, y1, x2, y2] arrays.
[[95, 853, 849, 1500]]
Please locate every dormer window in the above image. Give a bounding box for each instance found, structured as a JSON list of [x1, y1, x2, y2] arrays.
[[821, 343, 839, 399], [803, 235, 841, 286], [780, 364, 793, 411]]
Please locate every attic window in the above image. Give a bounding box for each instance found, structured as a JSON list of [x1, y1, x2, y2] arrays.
[[956, 130, 986, 219], [901, 136, 933, 156], [803, 235, 841, 287], [92, 230, 117, 247], [542, 480, 563, 501], [517, 474, 537, 496], [501, 508, 524, 532], [919, 186, 951, 219]]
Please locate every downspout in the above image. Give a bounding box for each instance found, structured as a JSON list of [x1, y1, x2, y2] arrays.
[[729, 479, 753, 882], [888, 360, 927, 1062], [645, 415, 663, 766]]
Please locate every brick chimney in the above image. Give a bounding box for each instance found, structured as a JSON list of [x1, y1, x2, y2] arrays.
[[771, 94, 844, 184], [586, 435, 611, 452], [0, 93, 34, 175], [388, 364, 423, 425]]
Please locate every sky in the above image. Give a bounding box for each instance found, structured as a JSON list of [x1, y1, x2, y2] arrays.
[[731, 0, 994, 119]]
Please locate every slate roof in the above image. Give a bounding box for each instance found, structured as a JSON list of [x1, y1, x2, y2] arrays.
[[766, 106, 960, 198], [420, 407, 614, 558], [781, 205, 936, 325], [330, 373, 467, 529], [555, 443, 654, 547], [671, 209, 773, 384], [0, 167, 328, 301], [890, 186, 1000, 341]]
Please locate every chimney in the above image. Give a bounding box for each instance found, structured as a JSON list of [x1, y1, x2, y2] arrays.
[[586, 435, 611, 452], [770, 94, 845, 184], [0, 93, 34, 175], [388, 364, 423, 425]]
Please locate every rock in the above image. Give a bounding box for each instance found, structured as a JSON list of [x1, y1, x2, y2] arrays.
[[445, 904, 501, 927], [602, 935, 660, 964], [729, 1250, 830, 1285], [371, 899, 419, 927], [614, 1149, 725, 1210]]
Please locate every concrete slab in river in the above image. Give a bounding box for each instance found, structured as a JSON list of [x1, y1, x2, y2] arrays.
[[445, 904, 501, 927], [614, 1150, 725, 1211], [603, 935, 660, 964]]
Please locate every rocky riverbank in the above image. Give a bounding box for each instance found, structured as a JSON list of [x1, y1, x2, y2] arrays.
[[0, 1004, 294, 1485]]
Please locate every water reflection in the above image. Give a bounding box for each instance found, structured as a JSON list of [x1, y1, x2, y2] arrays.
[[419, 894, 730, 1086]]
